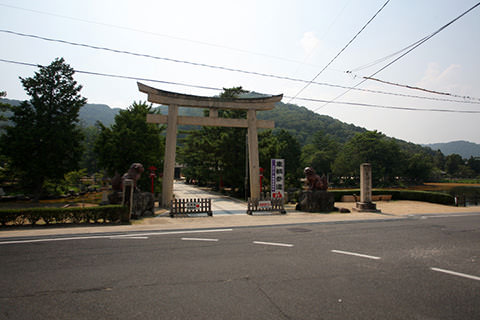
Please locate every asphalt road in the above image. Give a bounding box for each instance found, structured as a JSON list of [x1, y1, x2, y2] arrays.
[[1, 214, 479, 319]]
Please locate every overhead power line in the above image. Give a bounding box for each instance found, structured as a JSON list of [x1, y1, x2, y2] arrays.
[[287, 0, 391, 104], [0, 2, 316, 68], [312, 1, 480, 112], [2, 57, 480, 114], [0, 58, 222, 93], [0, 29, 326, 83], [362, 76, 480, 102], [289, 95, 480, 114], [346, 37, 429, 73], [3, 29, 478, 106]]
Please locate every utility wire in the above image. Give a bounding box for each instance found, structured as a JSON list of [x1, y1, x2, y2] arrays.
[[4, 29, 478, 105], [287, 0, 391, 104], [0, 58, 222, 93], [0, 2, 316, 68], [0, 29, 325, 83], [362, 76, 480, 102], [290, 0, 353, 77], [289, 95, 480, 114], [313, 1, 480, 112], [2, 57, 479, 114], [346, 37, 429, 73]]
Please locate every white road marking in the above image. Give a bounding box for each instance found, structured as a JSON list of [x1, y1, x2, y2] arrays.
[[422, 214, 480, 219], [109, 236, 149, 240], [431, 267, 480, 281], [181, 237, 219, 242], [0, 228, 233, 245], [331, 250, 381, 260], [253, 241, 294, 247]]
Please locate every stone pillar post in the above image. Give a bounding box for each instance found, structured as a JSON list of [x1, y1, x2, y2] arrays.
[[247, 109, 260, 201], [360, 163, 372, 203], [353, 163, 380, 212], [162, 104, 178, 208]]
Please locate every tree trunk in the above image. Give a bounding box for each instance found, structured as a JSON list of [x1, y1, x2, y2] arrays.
[[32, 178, 44, 203]]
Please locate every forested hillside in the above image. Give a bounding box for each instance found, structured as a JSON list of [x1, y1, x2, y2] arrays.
[[79, 103, 121, 127], [258, 102, 365, 145], [424, 141, 480, 159]]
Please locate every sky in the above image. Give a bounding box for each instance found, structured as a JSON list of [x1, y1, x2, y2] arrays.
[[1, 0, 479, 144]]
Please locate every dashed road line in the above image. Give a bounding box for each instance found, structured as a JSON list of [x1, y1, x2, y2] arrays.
[[331, 250, 381, 260], [0, 228, 233, 245], [431, 267, 480, 281], [109, 236, 149, 240], [181, 237, 219, 242], [253, 241, 294, 247]]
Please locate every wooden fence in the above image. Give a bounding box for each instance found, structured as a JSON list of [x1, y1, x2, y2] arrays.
[[247, 193, 286, 215], [170, 198, 213, 217]]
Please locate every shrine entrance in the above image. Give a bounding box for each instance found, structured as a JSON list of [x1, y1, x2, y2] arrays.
[[138, 82, 283, 208]]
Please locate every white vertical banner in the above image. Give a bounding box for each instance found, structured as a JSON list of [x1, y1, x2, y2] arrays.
[[271, 159, 284, 199]]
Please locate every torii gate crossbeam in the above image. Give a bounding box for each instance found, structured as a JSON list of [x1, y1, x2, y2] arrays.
[[138, 82, 283, 208]]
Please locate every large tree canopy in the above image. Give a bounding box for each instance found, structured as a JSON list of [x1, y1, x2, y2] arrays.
[[332, 130, 404, 186], [0, 58, 86, 200], [94, 101, 164, 190]]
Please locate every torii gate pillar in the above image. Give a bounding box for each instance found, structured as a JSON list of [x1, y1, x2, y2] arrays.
[[162, 104, 178, 206], [247, 109, 260, 201], [138, 82, 283, 208]]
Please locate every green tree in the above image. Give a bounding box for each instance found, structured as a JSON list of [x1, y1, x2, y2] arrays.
[[0, 91, 11, 122], [80, 125, 101, 174], [94, 101, 164, 190], [0, 58, 86, 200], [301, 130, 340, 177], [404, 153, 434, 183], [179, 108, 247, 193], [432, 149, 446, 171], [445, 154, 464, 176], [467, 156, 480, 176], [273, 129, 302, 188], [332, 131, 403, 186], [179, 87, 269, 196]]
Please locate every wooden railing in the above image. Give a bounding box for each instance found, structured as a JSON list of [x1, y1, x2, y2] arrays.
[[170, 198, 213, 217], [247, 193, 286, 215]]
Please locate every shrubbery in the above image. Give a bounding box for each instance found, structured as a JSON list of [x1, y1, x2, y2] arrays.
[[0, 205, 128, 226]]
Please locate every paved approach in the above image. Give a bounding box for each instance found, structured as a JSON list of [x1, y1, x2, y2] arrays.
[[172, 180, 247, 215]]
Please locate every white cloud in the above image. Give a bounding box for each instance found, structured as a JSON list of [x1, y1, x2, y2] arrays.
[[300, 31, 320, 55], [417, 63, 466, 93]]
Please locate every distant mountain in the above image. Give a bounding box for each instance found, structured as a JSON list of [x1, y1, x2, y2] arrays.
[[79, 103, 121, 127], [0, 98, 121, 127], [423, 141, 480, 159]]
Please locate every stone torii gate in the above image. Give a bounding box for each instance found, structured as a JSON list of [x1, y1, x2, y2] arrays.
[[138, 82, 283, 208]]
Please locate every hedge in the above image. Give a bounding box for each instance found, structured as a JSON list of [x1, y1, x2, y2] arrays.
[[329, 189, 455, 205], [0, 205, 129, 226]]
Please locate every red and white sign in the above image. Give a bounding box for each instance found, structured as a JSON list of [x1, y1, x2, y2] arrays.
[[258, 200, 272, 209], [271, 159, 285, 199]]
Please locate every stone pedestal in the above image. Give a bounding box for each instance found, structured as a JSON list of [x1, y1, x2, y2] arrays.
[[354, 201, 379, 212], [107, 191, 154, 218], [296, 190, 335, 213], [353, 163, 380, 213]]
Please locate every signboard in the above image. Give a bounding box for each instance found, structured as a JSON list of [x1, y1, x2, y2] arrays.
[[258, 200, 272, 210], [271, 159, 285, 199], [186, 201, 200, 210]]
